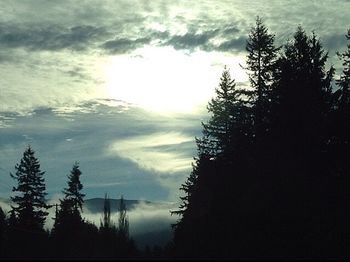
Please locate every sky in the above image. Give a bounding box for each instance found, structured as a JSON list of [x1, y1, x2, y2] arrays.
[[0, 0, 349, 204]]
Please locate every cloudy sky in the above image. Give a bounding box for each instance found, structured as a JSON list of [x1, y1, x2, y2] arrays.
[[0, 0, 349, 203]]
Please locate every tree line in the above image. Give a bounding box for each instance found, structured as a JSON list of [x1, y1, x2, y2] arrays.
[[172, 17, 350, 260], [0, 147, 137, 259]]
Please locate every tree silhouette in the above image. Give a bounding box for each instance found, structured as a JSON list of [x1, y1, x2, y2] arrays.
[[245, 16, 279, 141], [7, 146, 49, 259], [51, 162, 91, 259], [0, 207, 6, 258], [62, 161, 85, 212], [117, 195, 129, 240], [10, 146, 48, 232], [172, 25, 350, 260]]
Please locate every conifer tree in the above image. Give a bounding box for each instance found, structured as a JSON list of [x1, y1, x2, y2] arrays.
[[245, 16, 279, 139], [52, 162, 85, 234], [62, 162, 85, 213], [10, 146, 48, 231], [173, 67, 251, 259], [273, 27, 333, 154], [51, 162, 89, 259], [202, 66, 248, 158], [117, 196, 129, 239], [100, 193, 113, 229], [0, 207, 6, 258], [336, 29, 350, 109]]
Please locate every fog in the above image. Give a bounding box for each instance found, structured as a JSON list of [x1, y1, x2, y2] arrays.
[[0, 198, 179, 248]]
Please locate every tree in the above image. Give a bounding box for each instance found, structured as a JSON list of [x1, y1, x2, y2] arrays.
[[335, 29, 350, 109], [62, 162, 85, 213], [50, 162, 88, 259], [117, 195, 129, 240], [0, 207, 7, 258], [245, 16, 279, 139], [202, 66, 250, 159], [115, 196, 137, 259], [10, 146, 48, 231], [172, 67, 253, 259], [100, 193, 114, 229], [52, 162, 85, 233]]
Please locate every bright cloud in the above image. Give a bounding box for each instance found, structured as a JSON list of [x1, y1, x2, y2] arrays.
[[108, 132, 194, 173]]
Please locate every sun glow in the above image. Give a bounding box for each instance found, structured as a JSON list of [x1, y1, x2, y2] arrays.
[[102, 46, 248, 113]]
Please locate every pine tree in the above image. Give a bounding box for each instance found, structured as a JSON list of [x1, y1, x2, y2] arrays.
[[272, 27, 333, 156], [10, 146, 48, 231], [52, 162, 85, 233], [333, 28, 350, 148], [98, 193, 118, 259], [173, 67, 252, 259], [336, 29, 350, 109], [116, 196, 136, 259], [100, 193, 113, 229], [245, 16, 279, 141], [62, 162, 85, 213], [51, 162, 89, 259], [266, 27, 337, 259], [0, 207, 6, 258], [202, 66, 249, 159], [117, 196, 129, 240]]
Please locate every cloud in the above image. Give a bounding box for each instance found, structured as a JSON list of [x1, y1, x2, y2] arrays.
[[108, 132, 194, 173], [101, 37, 151, 54], [82, 200, 177, 233], [0, 100, 202, 201], [164, 29, 220, 51], [0, 24, 109, 52], [217, 36, 247, 52]]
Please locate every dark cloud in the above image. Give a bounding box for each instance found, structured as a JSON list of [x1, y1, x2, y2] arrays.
[[101, 37, 151, 54], [164, 29, 220, 51], [217, 36, 247, 52], [222, 25, 240, 35], [0, 19, 246, 55], [0, 24, 109, 51]]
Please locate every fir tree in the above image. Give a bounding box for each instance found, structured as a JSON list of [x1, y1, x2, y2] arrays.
[[202, 66, 249, 158], [10, 146, 48, 231], [100, 193, 113, 229], [117, 196, 129, 239], [336, 29, 350, 109], [62, 162, 85, 213], [245, 16, 279, 139]]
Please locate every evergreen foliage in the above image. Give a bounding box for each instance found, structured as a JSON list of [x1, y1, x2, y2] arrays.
[[10, 146, 48, 232], [173, 23, 350, 260]]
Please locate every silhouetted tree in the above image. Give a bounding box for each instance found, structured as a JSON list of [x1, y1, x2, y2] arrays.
[[245, 16, 279, 140], [10, 146, 48, 231], [7, 146, 49, 259], [51, 162, 91, 259], [0, 207, 6, 258], [97, 193, 118, 259], [62, 161, 85, 212], [173, 24, 350, 260], [173, 67, 253, 259], [117, 195, 129, 240], [331, 29, 350, 169], [100, 193, 114, 229], [116, 195, 137, 259]]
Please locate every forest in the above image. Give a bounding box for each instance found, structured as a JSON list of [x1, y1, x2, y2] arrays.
[[0, 17, 350, 260]]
